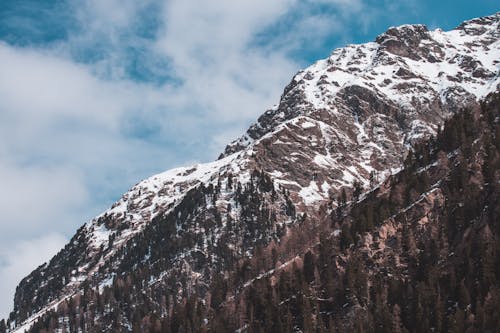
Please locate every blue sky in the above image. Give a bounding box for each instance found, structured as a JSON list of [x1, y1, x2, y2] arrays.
[[0, 0, 497, 319]]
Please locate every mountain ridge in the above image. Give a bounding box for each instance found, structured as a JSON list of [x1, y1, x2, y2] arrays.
[[221, 12, 499, 157], [4, 12, 500, 333]]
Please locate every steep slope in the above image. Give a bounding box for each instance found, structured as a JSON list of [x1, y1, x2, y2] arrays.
[[206, 92, 500, 332], [4, 13, 499, 333]]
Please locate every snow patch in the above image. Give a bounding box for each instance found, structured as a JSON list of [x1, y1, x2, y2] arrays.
[[299, 181, 324, 205]]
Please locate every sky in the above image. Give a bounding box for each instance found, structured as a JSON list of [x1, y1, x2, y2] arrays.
[[0, 0, 497, 320]]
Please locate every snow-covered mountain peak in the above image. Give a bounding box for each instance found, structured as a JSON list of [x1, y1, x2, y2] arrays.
[[222, 13, 499, 158], [456, 11, 500, 36]]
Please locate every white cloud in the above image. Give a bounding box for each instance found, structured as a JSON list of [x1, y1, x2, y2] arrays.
[[0, 43, 123, 126], [155, 0, 298, 123], [0, 233, 67, 320], [0, 161, 87, 238], [0, 43, 183, 320]]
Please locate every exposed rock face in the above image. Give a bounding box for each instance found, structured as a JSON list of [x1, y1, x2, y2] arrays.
[[375, 24, 433, 61], [6, 13, 500, 333], [222, 13, 499, 159]]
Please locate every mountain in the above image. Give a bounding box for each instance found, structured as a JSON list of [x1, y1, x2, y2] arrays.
[[3, 13, 499, 333]]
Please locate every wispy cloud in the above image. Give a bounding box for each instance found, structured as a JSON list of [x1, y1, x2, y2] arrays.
[[0, 233, 67, 319]]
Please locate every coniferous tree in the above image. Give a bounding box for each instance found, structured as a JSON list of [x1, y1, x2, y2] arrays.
[[303, 251, 316, 284], [340, 223, 354, 250]]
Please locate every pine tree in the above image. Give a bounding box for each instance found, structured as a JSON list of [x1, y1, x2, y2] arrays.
[[369, 170, 377, 188], [341, 188, 347, 207], [340, 223, 354, 250], [303, 251, 316, 284], [353, 180, 363, 202], [392, 304, 403, 333]]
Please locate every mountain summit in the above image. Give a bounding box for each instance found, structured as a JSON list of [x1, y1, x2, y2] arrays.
[[5, 13, 500, 333]]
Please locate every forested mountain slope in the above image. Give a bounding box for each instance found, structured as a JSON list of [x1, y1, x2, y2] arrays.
[[2, 13, 499, 333]]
